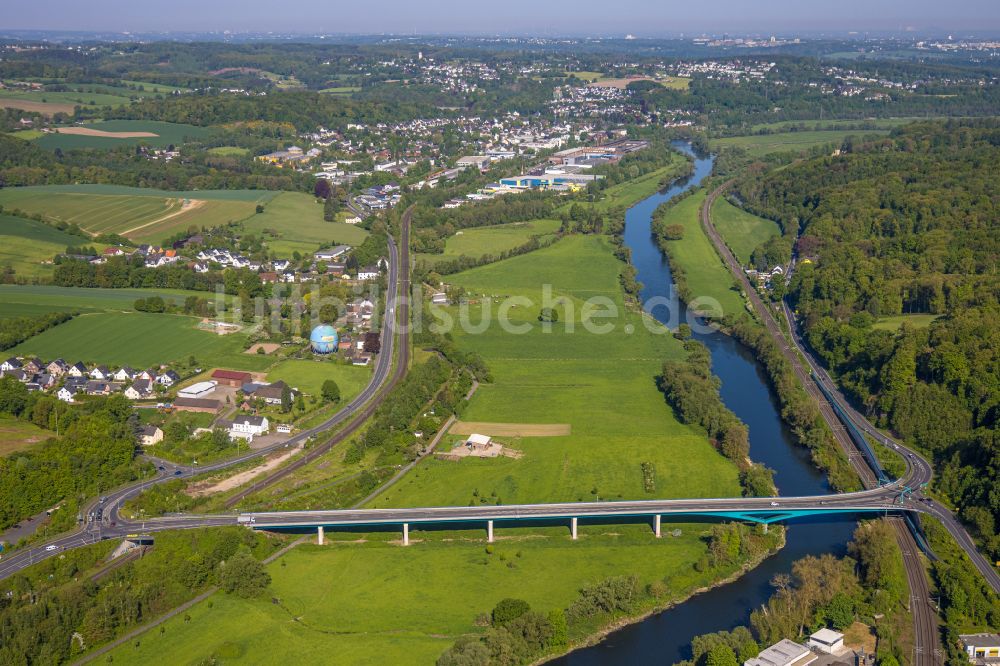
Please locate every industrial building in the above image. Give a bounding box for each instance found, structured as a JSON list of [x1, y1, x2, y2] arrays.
[[744, 639, 817, 666]]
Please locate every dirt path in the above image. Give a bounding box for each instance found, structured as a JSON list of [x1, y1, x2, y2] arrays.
[[122, 198, 205, 237], [186, 445, 302, 497], [449, 421, 570, 437]]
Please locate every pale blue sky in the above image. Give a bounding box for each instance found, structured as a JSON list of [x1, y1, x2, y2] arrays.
[[5, 0, 998, 35]]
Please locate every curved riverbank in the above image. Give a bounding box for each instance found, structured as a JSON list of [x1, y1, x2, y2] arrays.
[[550, 143, 856, 665]]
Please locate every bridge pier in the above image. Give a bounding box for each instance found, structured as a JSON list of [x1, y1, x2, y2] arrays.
[[762, 523, 768, 534], [402, 522, 409, 546], [487, 520, 494, 543], [571, 517, 578, 540], [654, 514, 661, 538], [317, 525, 325, 545]]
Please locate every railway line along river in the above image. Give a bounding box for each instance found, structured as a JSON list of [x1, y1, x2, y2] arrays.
[[550, 143, 857, 665]]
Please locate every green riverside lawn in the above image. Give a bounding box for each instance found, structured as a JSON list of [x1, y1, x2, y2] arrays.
[[657, 190, 747, 318], [415, 218, 561, 266], [377, 234, 740, 507], [710, 196, 781, 266]]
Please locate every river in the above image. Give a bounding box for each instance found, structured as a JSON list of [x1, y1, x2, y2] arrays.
[[550, 143, 857, 665]]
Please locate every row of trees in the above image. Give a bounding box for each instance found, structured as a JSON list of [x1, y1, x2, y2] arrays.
[[0, 311, 76, 352], [658, 337, 776, 497]]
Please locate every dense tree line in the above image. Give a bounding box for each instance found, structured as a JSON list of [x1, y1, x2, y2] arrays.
[[0, 311, 76, 351], [659, 337, 776, 497], [0, 528, 277, 664], [680, 520, 910, 666], [410, 193, 558, 254], [0, 382, 143, 530], [737, 120, 1000, 556]]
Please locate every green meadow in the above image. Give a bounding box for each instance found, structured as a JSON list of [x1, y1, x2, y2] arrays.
[[6, 311, 256, 369], [872, 314, 940, 332], [374, 234, 741, 508], [244, 192, 369, 256], [416, 218, 561, 265], [710, 197, 781, 265], [266, 358, 372, 401], [710, 129, 892, 158], [655, 190, 746, 318], [0, 416, 51, 457], [106, 527, 755, 665], [0, 214, 101, 278]]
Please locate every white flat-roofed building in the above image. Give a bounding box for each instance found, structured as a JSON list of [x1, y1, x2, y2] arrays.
[[745, 640, 817, 666], [808, 629, 845, 654], [961, 634, 1000, 664], [178, 381, 218, 399]]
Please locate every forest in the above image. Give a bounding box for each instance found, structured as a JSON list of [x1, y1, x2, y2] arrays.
[[736, 120, 1000, 559]]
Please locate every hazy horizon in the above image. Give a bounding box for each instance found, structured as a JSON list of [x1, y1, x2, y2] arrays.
[[4, 0, 999, 37]]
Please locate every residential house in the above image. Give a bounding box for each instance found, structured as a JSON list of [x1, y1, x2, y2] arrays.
[[229, 415, 269, 440], [254, 381, 290, 406], [157, 370, 180, 387], [139, 425, 164, 447], [23, 358, 44, 374], [357, 266, 381, 281], [46, 359, 68, 377], [125, 378, 154, 400], [90, 365, 111, 381], [57, 386, 77, 403], [1, 358, 22, 373], [114, 366, 136, 382], [85, 380, 111, 395], [138, 368, 157, 381], [67, 362, 88, 378]]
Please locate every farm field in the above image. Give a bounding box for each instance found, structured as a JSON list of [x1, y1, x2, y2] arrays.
[[106, 527, 753, 665], [0, 416, 51, 457], [244, 192, 369, 257], [655, 190, 746, 318], [374, 234, 741, 509], [34, 120, 211, 150], [0, 98, 76, 115], [5, 311, 257, 369], [0, 185, 270, 243], [416, 218, 561, 265], [709, 128, 892, 157], [0, 88, 133, 108], [0, 285, 229, 318], [266, 359, 372, 402], [710, 196, 781, 265], [872, 314, 940, 332], [0, 214, 102, 278]]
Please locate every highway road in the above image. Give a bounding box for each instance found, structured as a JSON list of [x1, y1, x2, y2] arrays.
[[0, 208, 412, 580]]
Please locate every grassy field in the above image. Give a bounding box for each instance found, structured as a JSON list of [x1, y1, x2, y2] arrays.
[[319, 86, 362, 95], [106, 527, 746, 665], [565, 71, 604, 82], [0, 88, 132, 108], [661, 76, 691, 90], [710, 197, 781, 265], [872, 314, 940, 332], [416, 218, 561, 265], [656, 190, 747, 318], [6, 311, 256, 369], [0, 185, 270, 243], [266, 359, 372, 401], [206, 146, 250, 156], [710, 129, 893, 158], [0, 285, 230, 317], [0, 214, 102, 278], [244, 192, 369, 257], [0, 416, 51, 457], [34, 120, 211, 150], [374, 234, 741, 509]]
